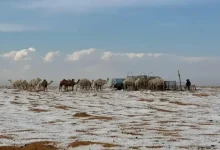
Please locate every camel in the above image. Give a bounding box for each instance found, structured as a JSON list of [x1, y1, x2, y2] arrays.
[[67, 79, 76, 91], [21, 80, 29, 91], [93, 79, 107, 91], [123, 77, 137, 91], [59, 79, 79, 92], [148, 78, 164, 90], [76, 79, 92, 91], [135, 77, 147, 90], [37, 80, 53, 91], [91, 80, 95, 90], [8, 79, 23, 90], [28, 78, 42, 92], [59, 79, 68, 92]]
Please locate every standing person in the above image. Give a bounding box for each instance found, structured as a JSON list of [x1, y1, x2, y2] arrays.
[[186, 79, 191, 90]]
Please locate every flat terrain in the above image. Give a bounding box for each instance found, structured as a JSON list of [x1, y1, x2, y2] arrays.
[[0, 87, 220, 150]]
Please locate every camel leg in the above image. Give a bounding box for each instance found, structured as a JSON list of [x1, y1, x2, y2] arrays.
[[76, 85, 78, 92]]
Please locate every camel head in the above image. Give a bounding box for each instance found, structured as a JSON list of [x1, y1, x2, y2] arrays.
[[49, 80, 53, 85], [102, 80, 107, 85], [76, 79, 80, 84]]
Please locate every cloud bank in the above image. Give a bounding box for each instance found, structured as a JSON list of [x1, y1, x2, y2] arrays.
[[0, 48, 220, 86], [0, 48, 36, 62]]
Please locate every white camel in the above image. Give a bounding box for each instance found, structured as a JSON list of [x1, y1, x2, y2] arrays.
[[8, 79, 23, 90], [28, 78, 42, 91]]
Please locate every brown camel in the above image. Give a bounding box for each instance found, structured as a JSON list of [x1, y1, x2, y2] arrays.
[[59, 79, 80, 92]]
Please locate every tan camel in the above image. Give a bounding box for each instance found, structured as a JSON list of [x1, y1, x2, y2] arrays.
[[21, 80, 29, 91], [93, 79, 107, 91], [148, 78, 164, 90], [135, 77, 147, 90], [123, 77, 137, 91]]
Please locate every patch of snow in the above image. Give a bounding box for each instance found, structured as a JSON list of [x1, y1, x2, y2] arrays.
[[0, 87, 220, 149]]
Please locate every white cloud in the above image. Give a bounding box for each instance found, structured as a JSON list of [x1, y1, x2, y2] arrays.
[[126, 53, 145, 58], [147, 53, 164, 58], [66, 48, 95, 61], [0, 24, 40, 32], [17, 0, 213, 13], [43, 51, 60, 62], [101, 51, 114, 60], [0, 47, 36, 62], [101, 52, 163, 60]]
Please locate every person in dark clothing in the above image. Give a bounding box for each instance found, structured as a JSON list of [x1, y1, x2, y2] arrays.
[[186, 79, 191, 90]]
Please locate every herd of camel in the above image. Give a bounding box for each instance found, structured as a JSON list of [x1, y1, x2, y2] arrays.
[[8, 78, 53, 92], [8, 76, 164, 92]]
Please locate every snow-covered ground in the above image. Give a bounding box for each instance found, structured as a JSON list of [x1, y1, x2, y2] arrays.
[[0, 87, 220, 150]]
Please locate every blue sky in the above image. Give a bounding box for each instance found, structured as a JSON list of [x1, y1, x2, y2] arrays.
[[1, 0, 220, 55], [0, 0, 220, 85]]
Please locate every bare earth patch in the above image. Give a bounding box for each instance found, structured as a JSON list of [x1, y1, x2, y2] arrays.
[[0, 141, 58, 150], [138, 98, 154, 102], [0, 135, 13, 140], [145, 146, 164, 149], [130, 146, 141, 149], [10, 101, 27, 105], [68, 141, 121, 148], [69, 136, 77, 139], [158, 120, 179, 124], [123, 132, 143, 136], [54, 105, 73, 110], [13, 130, 35, 133], [199, 134, 220, 136], [44, 120, 65, 124], [29, 108, 50, 113], [159, 98, 169, 102], [157, 130, 180, 137], [73, 112, 113, 120], [169, 101, 199, 106], [73, 112, 91, 117], [151, 107, 176, 113], [192, 93, 209, 97]]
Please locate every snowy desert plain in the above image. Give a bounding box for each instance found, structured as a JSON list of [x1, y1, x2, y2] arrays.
[[0, 87, 220, 150]]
